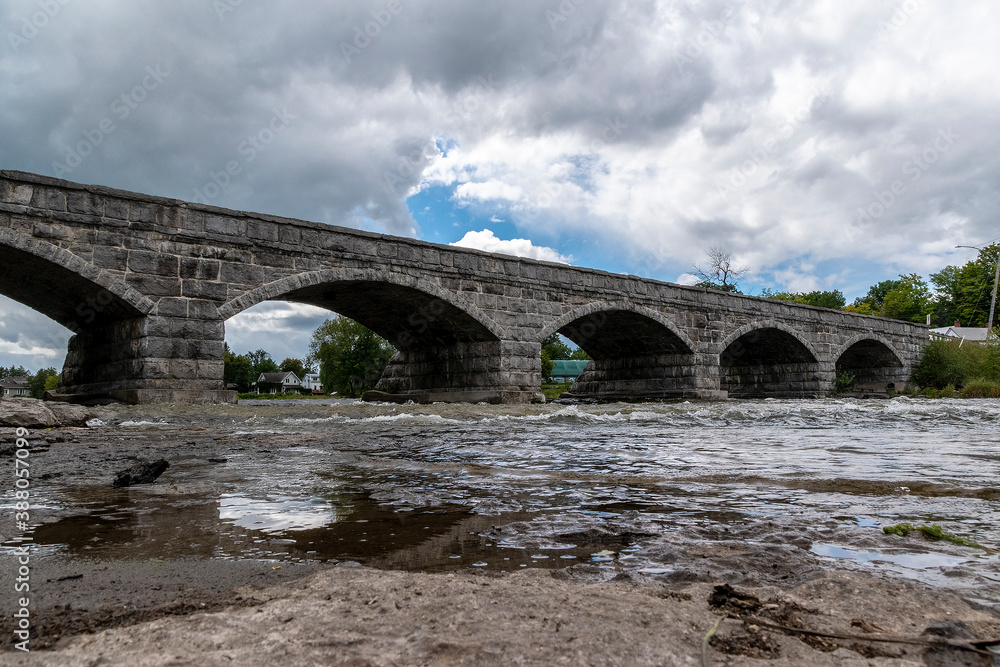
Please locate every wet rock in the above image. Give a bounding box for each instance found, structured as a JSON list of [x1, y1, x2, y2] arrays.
[[0, 397, 92, 428], [112, 460, 170, 488]]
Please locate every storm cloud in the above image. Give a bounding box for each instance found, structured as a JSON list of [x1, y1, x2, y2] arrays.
[[2, 0, 998, 368]]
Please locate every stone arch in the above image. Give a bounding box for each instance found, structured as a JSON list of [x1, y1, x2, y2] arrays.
[[0, 228, 154, 329], [542, 302, 702, 400], [834, 334, 907, 393], [716, 320, 820, 362], [717, 320, 824, 397], [219, 268, 504, 346], [538, 301, 696, 354], [220, 268, 518, 403]]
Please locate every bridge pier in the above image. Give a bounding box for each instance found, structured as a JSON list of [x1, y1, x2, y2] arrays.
[[48, 314, 236, 405], [562, 353, 728, 401], [364, 340, 545, 404]]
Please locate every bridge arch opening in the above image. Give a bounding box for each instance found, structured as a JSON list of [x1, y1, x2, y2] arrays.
[[224, 277, 515, 403], [720, 327, 822, 397], [835, 339, 905, 393], [546, 308, 700, 400], [0, 237, 155, 402]]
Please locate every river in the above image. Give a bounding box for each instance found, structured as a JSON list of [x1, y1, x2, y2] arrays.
[[7, 397, 1000, 611]]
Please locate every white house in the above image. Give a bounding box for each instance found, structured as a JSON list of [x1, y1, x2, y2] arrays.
[[255, 371, 304, 395], [301, 373, 324, 394]]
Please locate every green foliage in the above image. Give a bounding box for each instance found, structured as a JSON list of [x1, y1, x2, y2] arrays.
[[278, 357, 309, 379], [28, 367, 58, 398], [223, 344, 256, 393], [761, 289, 846, 309], [541, 334, 573, 360], [43, 374, 59, 392], [307, 317, 394, 398], [0, 365, 29, 377], [911, 339, 996, 389], [246, 349, 279, 376], [930, 243, 999, 327], [880, 273, 931, 322], [569, 347, 592, 360], [849, 279, 902, 314], [960, 377, 1000, 398], [833, 369, 855, 393], [540, 349, 554, 383]]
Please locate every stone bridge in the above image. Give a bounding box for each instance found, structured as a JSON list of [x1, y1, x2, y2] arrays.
[[0, 170, 927, 405]]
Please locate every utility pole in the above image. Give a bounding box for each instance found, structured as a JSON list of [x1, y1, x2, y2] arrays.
[[989, 252, 1000, 333]]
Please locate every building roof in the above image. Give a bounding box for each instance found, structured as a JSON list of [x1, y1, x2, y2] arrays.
[[0, 376, 30, 388], [257, 371, 301, 384], [929, 326, 993, 341], [551, 360, 590, 377]]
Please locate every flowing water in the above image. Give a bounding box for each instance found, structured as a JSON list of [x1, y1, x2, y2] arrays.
[[5, 397, 1000, 607]]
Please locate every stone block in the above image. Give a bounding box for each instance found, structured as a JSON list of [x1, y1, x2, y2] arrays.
[[278, 226, 301, 246], [247, 220, 278, 242], [219, 262, 264, 285], [67, 192, 104, 216], [181, 279, 228, 301], [154, 298, 188, 317], [205, 214, 244, 237], [187, 300, 219, 320], [93, 246, 128, 270], [128, 202, 156, 224], [128, 250, 179, 276], [126, 274, 181, 297], [180, 258, 220, 281], [10, 184, 33, 205], [32, 222, 71, 241]]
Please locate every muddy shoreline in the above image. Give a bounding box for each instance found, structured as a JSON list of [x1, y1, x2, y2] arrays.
[[2, 400, 999, 664]]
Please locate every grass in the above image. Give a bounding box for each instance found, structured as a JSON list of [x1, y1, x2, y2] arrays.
[[541, 382, 573, 400]]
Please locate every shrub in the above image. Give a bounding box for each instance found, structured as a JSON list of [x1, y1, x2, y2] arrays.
[[911, 339, 989, 389], [834, 369, 856, 393], [960, 377, 1000, 398]]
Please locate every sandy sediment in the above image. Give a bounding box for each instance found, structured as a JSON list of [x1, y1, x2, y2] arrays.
[[6, 564, 1000, 666]]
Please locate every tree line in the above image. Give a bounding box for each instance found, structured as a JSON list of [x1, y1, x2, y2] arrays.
[[699, 244, 999, 327]]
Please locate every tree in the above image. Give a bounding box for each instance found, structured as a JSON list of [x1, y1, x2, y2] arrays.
[[845, 278, 902, 315], [279, 357, 309, 379], [245, 349, 279, 377], [929, 243, 999, 327], [541, 349, 554, 383], [0, 365, 29, 378], [761, 289, 846, 310], [692, 246, 749, 293], [307, 317, 395, 397], [223, 343, 256, 392], [569, 347, 592, 360], [541, 334, 573, 360], [28, 368, 58, 399], [881, 273, 931, 322]]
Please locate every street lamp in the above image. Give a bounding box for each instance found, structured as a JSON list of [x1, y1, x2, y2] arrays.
[[956, 244, 1000, 332]]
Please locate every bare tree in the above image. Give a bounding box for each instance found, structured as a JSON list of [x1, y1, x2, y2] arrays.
[[692, 246, 749, 293]]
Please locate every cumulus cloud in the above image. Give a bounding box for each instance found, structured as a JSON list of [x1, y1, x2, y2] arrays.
[[450, 230, 571, 264]]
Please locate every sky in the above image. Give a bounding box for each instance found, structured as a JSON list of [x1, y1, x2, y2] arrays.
[[1, 0, 999, 370]]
